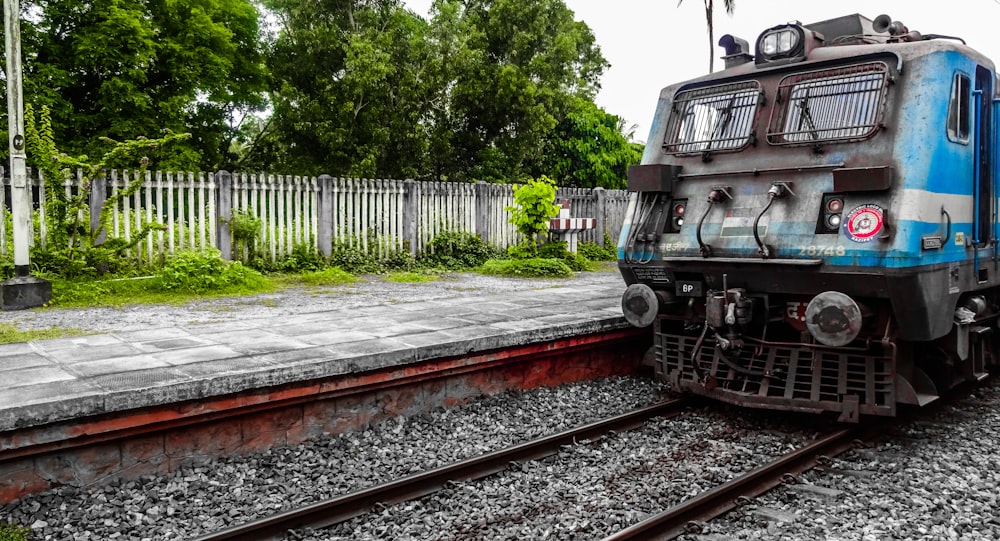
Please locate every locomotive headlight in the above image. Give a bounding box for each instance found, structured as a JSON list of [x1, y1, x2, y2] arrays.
[[760, 28, 799, 56], [826, 214, 842, 228], [755, 24, 810, 65]]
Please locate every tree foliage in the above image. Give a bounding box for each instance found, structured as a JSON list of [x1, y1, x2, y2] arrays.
[[253, 0, 610, 182], [540, 97, 643, 189], [252, 0, 435, 177], [11, 0, 268, 170], [5, 0, 636, 187], [428, 0, 608, 182]]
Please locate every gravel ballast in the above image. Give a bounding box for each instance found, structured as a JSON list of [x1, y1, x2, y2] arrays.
[[699, 380, 1000, 541], [2, 377, 669, 540]]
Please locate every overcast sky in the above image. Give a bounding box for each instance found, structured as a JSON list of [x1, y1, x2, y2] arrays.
[[403, 1, 1000, 143]]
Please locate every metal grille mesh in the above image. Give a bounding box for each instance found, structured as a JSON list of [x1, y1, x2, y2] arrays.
[[767, 62, 889, 145], [658, 332, 895, 415], [663, 81, 761, 154]]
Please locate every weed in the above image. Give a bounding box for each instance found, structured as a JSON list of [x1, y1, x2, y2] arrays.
[[0, 323, 88, 345], [385, 271, 436, 283], [505, 175, 560, 255], [230, 209, 263, 261], [418, 231, 502, 270], [478, 258, 573, 278], [298, 267, 357, 286], [578, 240, 616, 262], [0, 523, 29, 541], [152, 249, 267, 294]]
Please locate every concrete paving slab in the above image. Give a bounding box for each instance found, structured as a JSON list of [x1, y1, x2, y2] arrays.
[[39, 342, 143, 364], [133, 336, 219, 353], [112, 328, 195, 343], [64, 354, 174, 378], [156, 345, 244, 366], [295, 329, 380, 347], [8, 366, 77, 389], [29, 333, 125, 351], [0, 350, 55, 370]]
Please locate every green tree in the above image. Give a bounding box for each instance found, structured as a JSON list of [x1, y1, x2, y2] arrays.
[[12, 0, 268, 170], [433, 0, 608, 182], [540, 97, 642, 189], [678, 0, 735, 72], [258, 0, 435, 177]]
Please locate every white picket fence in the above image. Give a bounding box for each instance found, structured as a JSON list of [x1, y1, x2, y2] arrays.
[[1, 170, 630, 263]]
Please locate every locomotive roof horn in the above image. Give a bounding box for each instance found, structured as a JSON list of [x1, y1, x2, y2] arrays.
[[873, 14, 911, 37], [873, 14, 924, 42]]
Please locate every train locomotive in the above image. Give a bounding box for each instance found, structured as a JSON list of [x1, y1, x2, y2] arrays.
[[617, 13, 1000, 421]]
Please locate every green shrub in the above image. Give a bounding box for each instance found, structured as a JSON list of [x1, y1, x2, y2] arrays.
[[536, 240, 596, 271], [299, 267, 356, 286], [330, 241, 384, 274], [382, 248, 417, 271], [230, 209, 262, 260], [280, 243, 326, 272], [151, 249, 266, 294], [0, 523, 30, 541], [505, 176, 560, 255], [420, 231, 502, 270], [478, 258, 573, 278], [578, 240, 616, 262]]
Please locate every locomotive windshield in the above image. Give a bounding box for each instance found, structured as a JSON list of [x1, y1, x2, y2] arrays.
[[663, 81, 761, 154], [767, 62, 889, 145]]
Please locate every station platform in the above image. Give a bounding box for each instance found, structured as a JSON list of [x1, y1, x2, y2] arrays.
[[0, 276, 648, 502]]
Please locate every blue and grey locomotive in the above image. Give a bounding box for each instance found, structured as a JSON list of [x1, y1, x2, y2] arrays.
[[618, 14, 999, 421]]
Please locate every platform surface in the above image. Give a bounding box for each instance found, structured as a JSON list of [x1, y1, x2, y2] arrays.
[[0, 278, 630, 432]]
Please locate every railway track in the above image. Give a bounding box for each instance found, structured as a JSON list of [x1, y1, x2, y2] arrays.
[[601, 426, 863, 540], [190, 398, 690, 541]]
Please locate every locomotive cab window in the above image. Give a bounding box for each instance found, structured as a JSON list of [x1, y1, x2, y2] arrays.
[[947, 73, 971, 143], [663, 81, 762, 155], [767, 62, 889, 146]]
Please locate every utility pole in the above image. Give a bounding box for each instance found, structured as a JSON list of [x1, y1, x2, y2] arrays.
[[2, 0, 51, 309]]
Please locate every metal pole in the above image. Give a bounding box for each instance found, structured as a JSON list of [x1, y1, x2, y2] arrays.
[[5, 0, 30, 276], [2, 0, 50, 310]]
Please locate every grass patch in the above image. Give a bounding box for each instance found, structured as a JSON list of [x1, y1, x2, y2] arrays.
[[0, 523, 29, 541], [385, 271, 437, 283], [46, 275, 278, 308], [0, 323, 88, 345], [296, 267, 357, 286], [478, 258, 573, 278]]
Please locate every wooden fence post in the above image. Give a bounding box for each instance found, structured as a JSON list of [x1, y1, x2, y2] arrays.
[[216, 170, 232, 260], [317, 174, 333, 257], [403, 179, 419, 255], [594, 187, 607, 246], [475, 181, 490, 243], [89, 171, 108, 246]]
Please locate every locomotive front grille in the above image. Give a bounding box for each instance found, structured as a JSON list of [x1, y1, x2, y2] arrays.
[[656, 332, 895, 418]]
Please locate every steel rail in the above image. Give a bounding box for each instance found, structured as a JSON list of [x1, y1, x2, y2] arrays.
[[190, 398, 689, 541], [602, 426, 861, 541]]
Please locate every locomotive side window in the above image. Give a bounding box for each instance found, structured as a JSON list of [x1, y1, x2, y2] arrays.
[[767, 62, 889, 146], [947, 73, 971, 143], [663, 81, 761, 155]]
